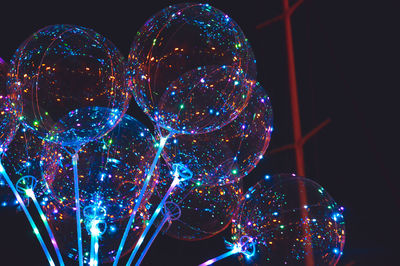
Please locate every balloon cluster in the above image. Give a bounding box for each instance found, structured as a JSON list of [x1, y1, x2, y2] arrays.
[[0, 3, 345, 265]]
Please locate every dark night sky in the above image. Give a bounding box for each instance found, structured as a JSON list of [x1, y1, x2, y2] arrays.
[[0, 0, 398, 265]]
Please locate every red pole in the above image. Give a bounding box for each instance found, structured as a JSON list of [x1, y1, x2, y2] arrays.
[[282, 0, 314, 265], [283, 0, 305, 177]]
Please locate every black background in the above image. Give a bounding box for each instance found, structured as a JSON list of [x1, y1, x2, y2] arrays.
[[0, 0, 398, 265]]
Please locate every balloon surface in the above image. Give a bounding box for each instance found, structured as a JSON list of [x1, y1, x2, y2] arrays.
[[7, 25, 130, 148], [231, 174, 345, 265], [127, 3, 256, 134], [0, 57, 19, 153], [162, 83, 273, 186], [152, 162, 243, 241]]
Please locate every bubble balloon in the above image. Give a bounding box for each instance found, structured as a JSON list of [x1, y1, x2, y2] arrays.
[[149, 162, 243, 241], [162, 82, 273, 186], [7, 25, 130, 148], [0, 57, 19, 153], [127, 3, 256, 134], [231, 174, 345, 265], [41, 114, 158, 263], [164, 182, 243, 241], [42, 113, 158, 217]]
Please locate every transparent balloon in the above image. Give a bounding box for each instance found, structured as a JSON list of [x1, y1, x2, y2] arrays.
[[162, 83, 273, 186], [7, 25, 130, 148], [150, 162, 243, 241], [231, 174, 345, 265], [41, 114, 158, 263], [42, 114, 158, 218], [0, 57, 19, 153], [127, 3, 256, 134]]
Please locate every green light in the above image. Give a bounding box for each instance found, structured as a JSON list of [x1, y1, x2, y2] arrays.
[[280, 225, 285, 229], [179, 104, 184, 109], [33, 120, 39, 126], [45, 112, 49, 116], [108, 139, 113, 144], [231, 169, 238, 175]]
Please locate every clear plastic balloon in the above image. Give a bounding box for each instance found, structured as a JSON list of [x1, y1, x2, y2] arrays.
[[0, 127, 46, 207], [151, 162, 243, 241], [7, 25, 130, 148], [127, 3, 256, 134], [41, 114, 158, 263], [162, 83, 273, 186], [231, 174, 345, 265], [0, 57, 19, 153], [42, 114, 158, 218]]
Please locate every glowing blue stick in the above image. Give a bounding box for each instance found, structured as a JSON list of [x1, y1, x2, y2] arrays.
[[29, 190, 65, 266], [135, 215, 169, 266], [0, 162, 55, 266], [199, 249, 239, 266], [89, 230, 99, 266], [113, 135, 169, 266], [72, 153, 84, 266], [127, 176, 180, 265]]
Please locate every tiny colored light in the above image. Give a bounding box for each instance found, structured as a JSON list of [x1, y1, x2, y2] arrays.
[[179, 104, 184, 109]]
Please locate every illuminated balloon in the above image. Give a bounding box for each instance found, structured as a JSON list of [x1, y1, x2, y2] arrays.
[[231, 174, 345, 265], [42, 113, 158, 217], [7, 25, 130, 148], [41, 114, 158, 263], [151, 162, 243, 241], [0, 57, 19, 153], [166, 183, 242, 241], [127, 3, 256, 134], [162, 83, 273, 186]]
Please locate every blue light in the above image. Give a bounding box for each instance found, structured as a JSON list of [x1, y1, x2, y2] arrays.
[[273, 212, 278, 216], [333, 248, 339, 254], [265, 175, 270, 180]]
